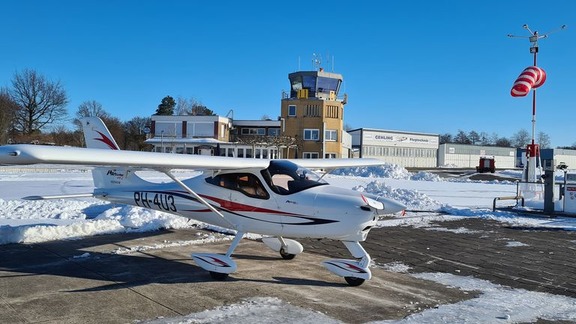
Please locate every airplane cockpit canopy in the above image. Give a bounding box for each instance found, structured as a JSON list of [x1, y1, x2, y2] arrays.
[[261, 160, 327, 195]]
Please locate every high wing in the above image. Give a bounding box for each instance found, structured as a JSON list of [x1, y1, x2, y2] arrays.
[[0, 144, 387, 171]]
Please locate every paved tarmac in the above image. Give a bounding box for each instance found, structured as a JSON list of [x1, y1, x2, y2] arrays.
[[0, 228, 467, 324], [304, 216, 576, 298], [1, 215, 575, 323]]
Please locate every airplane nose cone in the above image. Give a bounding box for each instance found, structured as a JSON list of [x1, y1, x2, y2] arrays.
[[384, 199, 407, 214], [375, 196, 406, 215]]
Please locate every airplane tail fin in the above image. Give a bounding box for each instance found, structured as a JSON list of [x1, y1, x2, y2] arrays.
[[81, 117, 150, 189], [82, 117, 121, 150]]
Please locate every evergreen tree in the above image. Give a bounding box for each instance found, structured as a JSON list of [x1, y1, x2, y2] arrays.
[[155, 96, 176, 115]]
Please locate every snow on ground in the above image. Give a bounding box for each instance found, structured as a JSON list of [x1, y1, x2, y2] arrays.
[[3, 163, 576, 323]]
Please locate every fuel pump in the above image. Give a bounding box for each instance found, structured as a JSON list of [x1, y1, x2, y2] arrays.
[[563, 168, 576, 214]]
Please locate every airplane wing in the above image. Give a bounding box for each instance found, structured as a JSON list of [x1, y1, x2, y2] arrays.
[[0, 144, 387, 171]]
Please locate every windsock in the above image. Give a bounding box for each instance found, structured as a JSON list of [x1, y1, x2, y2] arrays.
[[511, 66, 546, 97]]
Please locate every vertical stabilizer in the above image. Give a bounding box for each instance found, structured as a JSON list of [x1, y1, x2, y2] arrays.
[[82, 117, 120, 150], [81, 117, 149, 189]]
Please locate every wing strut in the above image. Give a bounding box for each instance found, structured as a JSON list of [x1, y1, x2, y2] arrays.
[[161, 169, 237, 230]]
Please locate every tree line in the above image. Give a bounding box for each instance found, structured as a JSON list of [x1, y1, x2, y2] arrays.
[[0, 69, 215, 149], [439, 129, 557, 149]]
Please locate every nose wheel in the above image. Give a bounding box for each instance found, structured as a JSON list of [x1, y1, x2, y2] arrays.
[[280, 247, 296, 260], [262, 237, 304, 260]]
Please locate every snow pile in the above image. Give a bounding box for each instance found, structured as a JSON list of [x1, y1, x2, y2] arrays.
[[332, 164, 412, 180], [332, 164, 442, 182], [409, 171, 442, 182], [0, 198, 99, 221], [353, 180, 441, 211], [0, 199, 195, 244], [94, 204, 192, 231]]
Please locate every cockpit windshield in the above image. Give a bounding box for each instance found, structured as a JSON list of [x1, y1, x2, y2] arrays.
[[261, 160, 328, 195]]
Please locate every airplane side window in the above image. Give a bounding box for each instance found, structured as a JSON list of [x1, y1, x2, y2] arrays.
[[207, 173, 269, 199], [237, 174, 269, 199]]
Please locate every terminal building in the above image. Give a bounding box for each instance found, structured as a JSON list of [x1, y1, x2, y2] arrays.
[[348, 128, 439, 168], [147, 115, 282, 158]]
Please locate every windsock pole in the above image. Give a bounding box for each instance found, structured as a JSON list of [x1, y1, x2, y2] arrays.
[[527, 40, 539, 183], [509, 24, 566, 182]]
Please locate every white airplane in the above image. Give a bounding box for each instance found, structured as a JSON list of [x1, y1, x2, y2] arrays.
[[0, 117, 406, 286]]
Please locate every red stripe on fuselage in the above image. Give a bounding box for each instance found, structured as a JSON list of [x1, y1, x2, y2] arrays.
[[199, 194, 300, 215]]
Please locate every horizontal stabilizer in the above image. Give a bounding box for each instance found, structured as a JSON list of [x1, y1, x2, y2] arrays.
[[23, 193, 94, 200]]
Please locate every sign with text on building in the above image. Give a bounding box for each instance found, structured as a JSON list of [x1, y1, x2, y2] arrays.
[[362, 130, 438, 148]]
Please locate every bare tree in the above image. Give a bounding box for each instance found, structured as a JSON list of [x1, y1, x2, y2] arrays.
[[454, 130, 471, 144], [74, 100, 110, 128], [10, 69, 68, 135], [479, 132, 491, 146], [468, 131, 480, 145], [123, 116, 152, 151], [495, 137, 512, 147], [537, 131, 551, 149], [511, 129, 530, 148], [175, 97, 214, 116], [0, 88, 18, 144]]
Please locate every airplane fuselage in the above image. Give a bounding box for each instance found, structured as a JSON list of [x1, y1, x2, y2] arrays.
[[97, 173, 379, 241]]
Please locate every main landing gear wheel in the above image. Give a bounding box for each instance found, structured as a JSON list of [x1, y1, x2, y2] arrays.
[[280, 248, 296, 260], [344, 276, 365, 286], [209, 271, 229, 281]]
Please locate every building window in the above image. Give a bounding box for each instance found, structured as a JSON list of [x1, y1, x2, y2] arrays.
[[303, 129, 319, 141], [303, 152, 319, 159], [268, 128, 280, 136], [288, 105, 296, 116], [325, 129, 338, 141], [324, 153, 337, 158], [241, 128, 266, 135]]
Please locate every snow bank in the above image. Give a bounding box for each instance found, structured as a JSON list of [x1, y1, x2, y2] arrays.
[[0, 199, 196, 244], [352, 180, 441, 211]]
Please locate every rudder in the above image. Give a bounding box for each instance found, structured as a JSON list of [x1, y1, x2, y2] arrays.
[[82, 117, 120, 150]]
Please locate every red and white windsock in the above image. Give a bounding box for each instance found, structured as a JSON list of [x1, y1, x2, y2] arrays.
[[511, 66, 547, 97]]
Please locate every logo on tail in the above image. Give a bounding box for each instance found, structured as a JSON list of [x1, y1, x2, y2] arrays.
[[94, 130, 119, 150]]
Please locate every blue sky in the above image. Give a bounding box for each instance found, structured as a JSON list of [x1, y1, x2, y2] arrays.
[[1, 1, 575, 146]]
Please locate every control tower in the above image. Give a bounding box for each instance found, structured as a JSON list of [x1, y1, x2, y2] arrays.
[[280, 68, 347, 158]]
